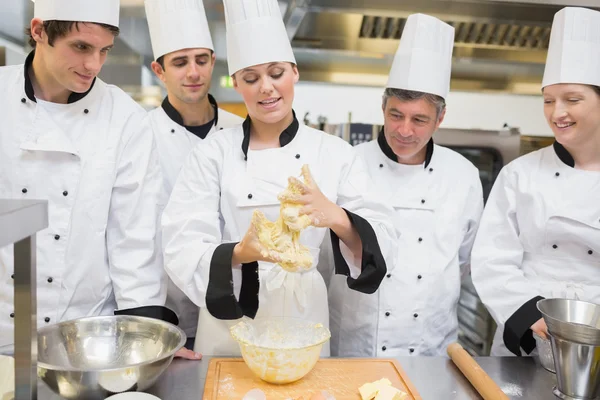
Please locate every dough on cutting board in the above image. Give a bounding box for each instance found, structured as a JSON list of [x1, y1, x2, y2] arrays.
[[0, 355, 15, 400], [358, 378, 407, 400], [253, 165, 314, 272]]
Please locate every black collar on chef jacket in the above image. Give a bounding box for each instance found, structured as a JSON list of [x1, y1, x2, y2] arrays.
[[553, 141, 575, 168], [23, 50, 95, 104], [241, 110, 299, 159], [161, 93, 220, 139], [377, 127, 434, 169]]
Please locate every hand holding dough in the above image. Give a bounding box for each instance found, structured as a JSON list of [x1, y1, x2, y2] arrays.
[[252, 165, 317, 272], [279, 165, 343, 229], [235, 211, 290, 265], [277, 166, 314, 231]]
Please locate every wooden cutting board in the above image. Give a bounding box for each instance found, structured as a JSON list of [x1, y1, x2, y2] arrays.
[[203, 358, 422, 400]]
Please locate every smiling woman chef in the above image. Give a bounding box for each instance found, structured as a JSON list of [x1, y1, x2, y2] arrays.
[[161, 0, 396, 356], [471, 6, 600, 356]]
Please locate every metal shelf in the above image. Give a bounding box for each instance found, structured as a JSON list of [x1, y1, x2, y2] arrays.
[[0, 199, 48, 400], [0, 200, 48, 248]]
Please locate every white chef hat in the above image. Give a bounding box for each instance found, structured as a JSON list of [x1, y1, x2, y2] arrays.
[[542, 7, 600, 89], [223, 0, 296, 76], [33, 0, 120, 28], [386, 13, 455, 99], [145, 0, 214, 60]]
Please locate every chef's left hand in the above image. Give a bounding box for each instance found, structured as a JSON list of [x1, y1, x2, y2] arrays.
[[175, 347, 202, 360], [531, 318, 549, 340], [281, 165, 345, 229]]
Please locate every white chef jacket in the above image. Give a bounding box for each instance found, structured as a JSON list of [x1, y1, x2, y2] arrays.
[[161, 116, 396, 356], [0, 53, 168, 352], [149, 95, 244, 194], [471, 143, 600, 356], [327, 136, 483, 357], [149, 95, 242, 338]]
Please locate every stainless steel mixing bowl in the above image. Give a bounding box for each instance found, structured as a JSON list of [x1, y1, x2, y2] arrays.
[[537, 298, 600, 345], [37, 315, 186, 400], [537, 298, 600, 399], [549, 333, 600, 400], [533, 332, 556, 373]]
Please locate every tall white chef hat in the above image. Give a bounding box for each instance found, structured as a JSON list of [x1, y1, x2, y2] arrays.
[[542, 7, 600, 89], [386, 13, 455, 99], [145, 0, 214, 60], [33, 0, 120, 28], [223, 0, 296, 76]]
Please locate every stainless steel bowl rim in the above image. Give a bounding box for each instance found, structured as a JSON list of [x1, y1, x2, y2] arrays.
[[536, 298, 600, 322], [537, 298, 600, 345], [37, 315, 186, 372]]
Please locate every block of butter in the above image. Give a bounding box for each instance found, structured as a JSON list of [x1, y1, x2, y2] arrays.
[[358, 378, 407, 400], [358, 382, 380, 400], [375, 385, 407, 400], [358, 378, 391, 400]]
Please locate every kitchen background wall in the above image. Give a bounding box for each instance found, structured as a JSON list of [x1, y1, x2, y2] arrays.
[[211, 61, 552, 136]]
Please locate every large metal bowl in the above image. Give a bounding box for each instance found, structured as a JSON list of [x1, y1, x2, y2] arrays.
[[537, 298, 600, 345], [37, 315, 186, 400]]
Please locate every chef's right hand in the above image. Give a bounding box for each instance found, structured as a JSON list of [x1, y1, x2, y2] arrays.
[[232, 211, 283, 265], [531, 318, 549, 339], [175, 347, 202, 360]]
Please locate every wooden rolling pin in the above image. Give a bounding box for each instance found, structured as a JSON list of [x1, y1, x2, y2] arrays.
[[447, 343, 509, 400]]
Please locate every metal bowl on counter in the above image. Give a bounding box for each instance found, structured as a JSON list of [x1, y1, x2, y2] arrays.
[[537, 298, 600, 345], [532, 332, 555, 373], [230, 317, 330, 384], [37, 315, 186, 400], [537, 298, 600, 400]]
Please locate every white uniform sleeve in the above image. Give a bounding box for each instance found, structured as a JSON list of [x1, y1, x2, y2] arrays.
[[471, 165, 544, 354], [160, 139, 223, 308], [330, 148, 397, 293], [106, 113, 167, 309], [458, 168, 484, 278]]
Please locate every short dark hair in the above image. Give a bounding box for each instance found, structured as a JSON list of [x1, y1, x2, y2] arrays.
[[26, 20, 119, 48], [156, 55, 165, 70], [382, 88, 446, 120], [155, 50, 215, 70]]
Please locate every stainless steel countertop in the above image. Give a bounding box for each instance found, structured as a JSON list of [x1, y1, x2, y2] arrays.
[[37, 356, 558, 399]]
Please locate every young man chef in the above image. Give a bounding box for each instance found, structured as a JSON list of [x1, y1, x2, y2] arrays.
[[472, 6, 600, 356], [144, 0, 243, 196], [0, 0, 175, 353], [144, 0, 243, 358], [327, 13, 484, 357]]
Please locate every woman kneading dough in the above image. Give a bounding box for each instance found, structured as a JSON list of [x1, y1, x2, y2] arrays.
[[161, 0, 396, 356]]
